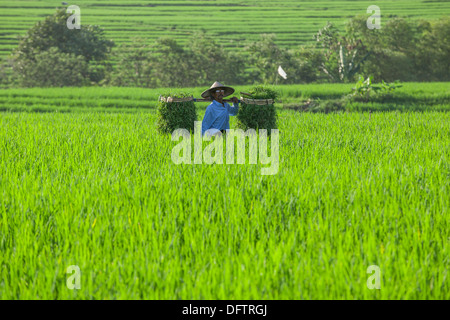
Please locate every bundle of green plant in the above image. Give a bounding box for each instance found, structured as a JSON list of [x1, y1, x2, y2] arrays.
[[157, 92, 197, 134], [236, 86, 278, 132]]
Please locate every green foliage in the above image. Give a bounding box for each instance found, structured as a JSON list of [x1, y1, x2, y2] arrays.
[[314, 22, 370, 82], [284, 98, 346, 113], [108, 33, 248, 88], [2, 0, 450, 62], [337, 45, 370, 81], [414, 17, 450, 81], [290, 45, 325, 83], [2, 4, 450, 87], [246, 34, 319, 84], [189, 32, 248, 86], [246, 34, 290, 84], [108, 38, 155, 87], [150, 38, 197, 88], [380, 79, 403, 93], [3, 6, 450, 88], [236, 86, 278, 131], [346, 16, 450, 82], [10, 8, 114, 87], [348, 76, 403, 102], [245, 85, 279, 100], [13, 47, 89, 88], [314, 15, 450, 83], [157, 92, 197, 134], [317, 99, 345, 113], [108, 37, 191, 88], [13, 8, 114, 63]]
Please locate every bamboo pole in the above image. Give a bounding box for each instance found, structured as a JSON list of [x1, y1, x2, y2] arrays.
[[159, 92, 274, 105]]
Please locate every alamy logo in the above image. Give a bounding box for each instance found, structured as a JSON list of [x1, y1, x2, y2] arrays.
[[66, 265, 81, 290], [171, 121, 279, 175], [367, 5, 381, 30], [367, 265, 381, 289], [66, 5, 81, 29]]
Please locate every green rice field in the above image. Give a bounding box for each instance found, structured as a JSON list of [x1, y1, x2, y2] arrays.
[[0, 83, 449, 299], [1, 0, 450, 62], [0, 82, 449, 113], [1, 0, 449, 302]]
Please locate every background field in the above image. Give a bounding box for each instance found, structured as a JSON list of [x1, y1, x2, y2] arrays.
[[1, 0, 450, 62], [0, 82, 449, 113]]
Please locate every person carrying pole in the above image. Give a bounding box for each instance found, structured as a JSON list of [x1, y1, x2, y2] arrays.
[[201, 81, 239, 137]]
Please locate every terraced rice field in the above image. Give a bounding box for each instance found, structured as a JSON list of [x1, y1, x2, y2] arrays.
[[0, 82, 448, 113], [1, 0, 450, 62]]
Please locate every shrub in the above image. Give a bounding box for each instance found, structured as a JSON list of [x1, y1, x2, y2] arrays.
[[236, 86, 278, 132], [347, 75, 402, 102], [14, 47, 89, 87], [157, 92, 197, 134], [108, 39, 155, 87], [11, 8, 114, 86]]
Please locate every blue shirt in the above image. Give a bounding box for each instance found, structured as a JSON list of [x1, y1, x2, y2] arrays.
[[201, 100, 239, 136]]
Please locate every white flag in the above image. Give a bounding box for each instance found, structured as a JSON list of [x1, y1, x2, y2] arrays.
[[278, 66, 287, 79]]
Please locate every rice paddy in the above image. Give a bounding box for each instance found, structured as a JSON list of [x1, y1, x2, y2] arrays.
[[1, 1, 449, 300], [0, 83, 449, 299], [0, 82, 449, 113]]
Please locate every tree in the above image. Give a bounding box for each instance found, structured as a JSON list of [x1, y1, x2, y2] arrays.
[[188, 32, 247, 86], [345, 16, 450, 82], [414, 17, 450, 81], [246, 34, 311, 84], [11, 7, 114, 87], [314, 22, 370, 82], [108, 38, 155, 87], [16, 47, 89, 87], [290, 45, 325, 83], [148, 37, 198, 88], [246, 34, 288, 84]]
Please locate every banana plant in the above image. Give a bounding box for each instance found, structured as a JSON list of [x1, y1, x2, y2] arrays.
[[338, 45, 371, 81], [315, 22, 371, 82]]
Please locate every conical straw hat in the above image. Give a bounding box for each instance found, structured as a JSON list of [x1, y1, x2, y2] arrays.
[[201, 81, 235, 98]]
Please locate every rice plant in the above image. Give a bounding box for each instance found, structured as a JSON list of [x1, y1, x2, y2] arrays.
[[236, 86, 278, 131], [156, 92, 197, 134], [0, 109, 449, 299]]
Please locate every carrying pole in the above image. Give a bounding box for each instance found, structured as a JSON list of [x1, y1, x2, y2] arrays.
[[159, 92, 273, 105], [194, 92, 253, 103]]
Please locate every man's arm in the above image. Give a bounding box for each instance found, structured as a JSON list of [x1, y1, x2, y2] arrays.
[[228, 97, 239, 116]]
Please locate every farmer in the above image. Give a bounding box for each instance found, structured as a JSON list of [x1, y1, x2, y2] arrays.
[[201, 81, 239, 136]]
